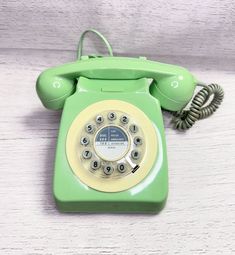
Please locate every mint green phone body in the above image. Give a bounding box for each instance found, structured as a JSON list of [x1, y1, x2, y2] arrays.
[[36, 56, 197, 213]]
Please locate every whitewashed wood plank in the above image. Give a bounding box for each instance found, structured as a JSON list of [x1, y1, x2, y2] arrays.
[[0, 0, 235, 59]]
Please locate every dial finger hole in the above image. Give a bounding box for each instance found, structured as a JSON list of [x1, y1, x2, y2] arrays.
[[82, 150, 92, 159], [80, 136, 90, 146], [107, 112, 116, 121], [131, 149, 140, 160], [120, 115, 129, 124], [90, 160, 101, 170], [117, 163, 127, 173], [134, 136, 142, 146], [95, 115, 104, 124], [129, 124, 138, 133], [85, 124, 95, 133], [103, 165, 114, 175]]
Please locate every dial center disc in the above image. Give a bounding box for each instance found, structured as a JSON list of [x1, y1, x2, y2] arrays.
[[94, 125, 130, 161]]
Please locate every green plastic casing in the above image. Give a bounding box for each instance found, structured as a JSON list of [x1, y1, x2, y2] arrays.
[[36, 56, 197, 213]]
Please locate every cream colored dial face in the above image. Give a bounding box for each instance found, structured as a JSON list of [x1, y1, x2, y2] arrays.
[[66, 100, 158, 192]]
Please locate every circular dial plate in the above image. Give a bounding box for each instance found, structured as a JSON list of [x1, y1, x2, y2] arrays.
[[66, 100, 158, 192], [78, 110, 145, 180], [94, 125, 130, 161]]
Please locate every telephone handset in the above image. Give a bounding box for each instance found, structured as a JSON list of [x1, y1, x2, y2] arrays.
[[37, 56, 196, 111], [36, 29, 224, 213]]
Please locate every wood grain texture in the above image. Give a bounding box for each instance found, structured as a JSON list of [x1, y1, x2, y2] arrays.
[[0, 0, 235, 58], [0, 1, 235, 254]]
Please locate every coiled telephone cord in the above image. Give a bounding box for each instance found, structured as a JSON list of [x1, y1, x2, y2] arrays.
[[171, 83, 224, 131]]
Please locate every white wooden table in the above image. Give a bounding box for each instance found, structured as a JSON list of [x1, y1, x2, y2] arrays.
[[1, 1, 235, 254]]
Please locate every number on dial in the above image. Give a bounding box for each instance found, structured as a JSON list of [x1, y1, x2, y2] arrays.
[[91, 160, 101, 170], [82, 150, 92, 159], [108, 112, 116, 121], [96, 115, 104, 124], [103, 165, 114, 175], [80, 136, 89, 146], [117, 163, 126, 173], [120, 115, 129, 124], [129, 124, 138, 133], [86, 124, 95, 133]]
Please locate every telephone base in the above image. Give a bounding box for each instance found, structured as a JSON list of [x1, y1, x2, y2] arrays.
[[53, 78, 168, 213]]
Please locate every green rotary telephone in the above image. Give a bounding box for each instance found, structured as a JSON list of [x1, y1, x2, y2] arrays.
[[36, 29, 224, 213]]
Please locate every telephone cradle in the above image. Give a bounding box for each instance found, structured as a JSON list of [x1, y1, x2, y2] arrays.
[[36, 30, 224, 213]]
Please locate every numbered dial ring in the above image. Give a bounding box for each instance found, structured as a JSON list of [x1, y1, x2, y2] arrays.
[[66, 100, 158, 192], [78, 110, 145, 179]]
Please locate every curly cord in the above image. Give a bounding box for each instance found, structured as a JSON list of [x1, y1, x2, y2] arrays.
[[77, 29, 113, 60], [171, 83, 224, 131]]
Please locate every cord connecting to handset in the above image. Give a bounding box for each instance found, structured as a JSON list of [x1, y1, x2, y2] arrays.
[[171, 83, 224, 130], [77, 29, 113, 60]]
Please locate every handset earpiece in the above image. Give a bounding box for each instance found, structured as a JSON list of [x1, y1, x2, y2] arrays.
[[150, 71, 197, 111], [36, 69, 76, 110], [36, 29, 113, 110], [149, 72, 224, 130]]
